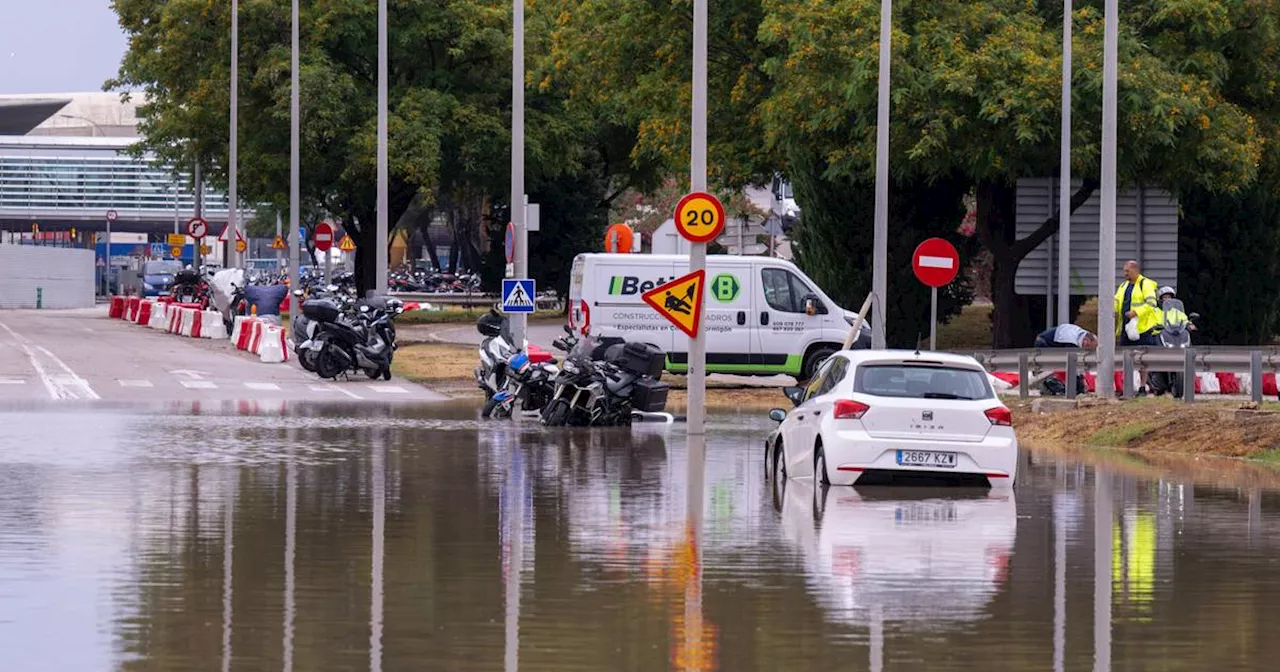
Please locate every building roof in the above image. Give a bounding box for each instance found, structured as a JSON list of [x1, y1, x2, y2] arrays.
[[0, 92, 141, 137]]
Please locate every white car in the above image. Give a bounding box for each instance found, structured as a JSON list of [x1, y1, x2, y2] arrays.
[[765, 350, 1017, 488]]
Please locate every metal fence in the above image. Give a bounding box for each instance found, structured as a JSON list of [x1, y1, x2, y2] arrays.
[[959, 346, 1280, 403]]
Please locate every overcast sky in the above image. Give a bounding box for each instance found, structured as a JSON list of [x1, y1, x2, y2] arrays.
[[1, 0, 128, 94]]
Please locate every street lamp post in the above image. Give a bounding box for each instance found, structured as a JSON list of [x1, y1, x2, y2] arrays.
[[871, 0, 892, 349], [375, 0, 389, 297], [1058, 0, 1073, 328], [1096, 0, 1119, 397], [510, 0, 526, 350], [229, 0, 241, 270], [289, 0, 301, 301], [57, 114, 103, 137]]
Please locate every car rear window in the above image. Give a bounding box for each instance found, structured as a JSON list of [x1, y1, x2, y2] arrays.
[[854, 364, 993, 400]]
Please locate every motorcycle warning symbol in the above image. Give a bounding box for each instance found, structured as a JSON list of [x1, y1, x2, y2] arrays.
[[501, 278, 537, 314], [641, 269, 706, 339]]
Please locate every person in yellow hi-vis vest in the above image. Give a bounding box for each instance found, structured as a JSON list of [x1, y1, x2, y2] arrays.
[[1114, 260, 1161, 397]]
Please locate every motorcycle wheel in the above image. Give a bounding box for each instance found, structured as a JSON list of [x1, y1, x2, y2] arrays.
[[543, 399, 570, 427], [365, 368, 381, 380], [298, 348, 318, 372], [482, 397, 502, 419], [382, 367, 392, 381], [314, 343, 344, 380]]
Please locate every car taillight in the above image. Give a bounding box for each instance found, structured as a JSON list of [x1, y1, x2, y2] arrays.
[[985, 407, 1013, 427], [833, 400, 870, 420]]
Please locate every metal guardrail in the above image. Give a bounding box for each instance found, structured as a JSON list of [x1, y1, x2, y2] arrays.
[[388, 290, 563, 311], [953, 346, 1280, 404]]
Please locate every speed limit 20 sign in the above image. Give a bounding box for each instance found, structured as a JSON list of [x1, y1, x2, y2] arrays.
[[673, 191, 726, 244]]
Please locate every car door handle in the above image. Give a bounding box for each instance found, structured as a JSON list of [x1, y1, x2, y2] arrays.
[[760, 312, 770, 326], [737, 311, 746, 325]]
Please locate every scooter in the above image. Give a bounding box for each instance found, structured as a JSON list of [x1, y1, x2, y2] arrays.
[[304, 297, 403, 380], [485, 350, 559, 419], [1147, 298, 1198, 398]]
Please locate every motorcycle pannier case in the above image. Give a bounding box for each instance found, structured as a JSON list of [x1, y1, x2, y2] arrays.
[[616, 342, 666, 379], [477, 311, 505, 337], [630, 378, 670, 412], [302, 298, 341, 323]]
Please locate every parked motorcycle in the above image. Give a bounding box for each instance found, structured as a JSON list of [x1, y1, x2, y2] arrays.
[[1148, 298, 1199, 398], [485, 350, 560, 419], [302, 296, 404, 380], [170, 268, 210, 308], [540, 325, 670, 427]]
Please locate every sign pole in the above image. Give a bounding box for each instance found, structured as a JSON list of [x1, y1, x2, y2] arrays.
[[289, 0, 301, 301], [275, 212, 284, 270], [929, 287, 937, 351], [194, 162, 203, 271], [1058, 0, 1072, 327], [104, 212, 112, 295], [511, 0, 527, 351], [687, 0, 709, 436], [871, 0, 892, 350], [1096, 0, 1119, 398], [230, 0, 240, 271]]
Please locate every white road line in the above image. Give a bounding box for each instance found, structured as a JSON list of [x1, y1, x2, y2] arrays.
[[181, 381, 218, 389], [308, 385, 337, 393], [35, 346, 99, 400], [0, 322, 59, 400], [119, 379, 154, 388], [319, 384, 362, 400], [367, 385, 408, 394], [244, 382, 281, 391], [0, 377, 26, 385]]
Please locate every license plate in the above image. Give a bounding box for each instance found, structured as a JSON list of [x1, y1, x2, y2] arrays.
[[895, 501, 958, 525], [896, 450, 957, 468]]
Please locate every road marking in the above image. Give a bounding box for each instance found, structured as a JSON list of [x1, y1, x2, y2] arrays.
[[309, 385, 337, 393], [0, 322, 65, 400], [35, 346, 100, 400], [368, 385, 408, 394], [119, 379, 154, 388], [0, 377, 26, 385], [180, 380, 218, 389], [244, 382, 280, 391], [171, 369, 211, 380]]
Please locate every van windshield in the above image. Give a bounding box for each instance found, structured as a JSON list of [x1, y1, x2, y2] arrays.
[[854, 364, 993, 400]]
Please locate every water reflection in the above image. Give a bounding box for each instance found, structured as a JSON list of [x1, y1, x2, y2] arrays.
[[5, 408, 1280, 670]]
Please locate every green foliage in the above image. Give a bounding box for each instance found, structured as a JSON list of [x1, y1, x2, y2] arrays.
[[789, 151, 976, 348]]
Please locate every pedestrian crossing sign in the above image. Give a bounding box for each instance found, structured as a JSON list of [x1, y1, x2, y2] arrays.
[[501, 279, 536, 313]]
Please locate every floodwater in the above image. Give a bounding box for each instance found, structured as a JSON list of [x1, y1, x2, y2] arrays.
[[2, 402, 1280, 671]]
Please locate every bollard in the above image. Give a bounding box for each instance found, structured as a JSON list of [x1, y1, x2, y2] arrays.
[[1251, 350, 1263, 404], [36, 287, 42, 309], [1066, 352, 1078, 400], [1018, 354, 1029, 400], [1122, 350, 1135, 398], [1183, 348, 1196, 403]]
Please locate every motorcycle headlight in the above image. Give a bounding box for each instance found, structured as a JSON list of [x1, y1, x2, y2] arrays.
[[564, 361, 579, 374]]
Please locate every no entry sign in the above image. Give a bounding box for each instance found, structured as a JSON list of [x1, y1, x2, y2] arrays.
[[912, 237, 961, 351], [314, 222, 335, 252], [912, 238, 960, 288]]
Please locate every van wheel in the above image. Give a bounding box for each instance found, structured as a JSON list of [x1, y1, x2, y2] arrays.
[[801, 344, 838, 382]]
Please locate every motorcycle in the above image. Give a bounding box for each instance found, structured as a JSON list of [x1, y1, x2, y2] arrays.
[[540, 325, 670, 427], [1148, 298, 1199, 398], [170, 268, 210, 308], [303, 296, 404, 380], [474, 307, 554, 410], [485, 350, 560, 419]]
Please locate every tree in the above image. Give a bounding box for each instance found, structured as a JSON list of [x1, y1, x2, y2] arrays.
[[757, 0, 1265, 346], [789, 151, 976, 347]]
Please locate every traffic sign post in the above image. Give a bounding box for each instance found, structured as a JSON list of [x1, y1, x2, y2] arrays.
[[604, 223, 634, 253], [673, 192, 725, 243], [235, 239, 247, 254], [103, 210, 117, 297], [170, 246, 183, 259], [338, 235, 355, 253], [673, 190, 721, 437], [911, 237, 960, 351]]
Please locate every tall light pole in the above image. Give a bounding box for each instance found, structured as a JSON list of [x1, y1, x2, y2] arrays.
[[229, 0, 240, 270], [1096, 0, 1119, 398], [685, 0, 709, 433], [375, 0, 389, 297], [58, 114, 103, 137], [1058, 0, 1073, 328], [289, 0, 301, 299], [871, 0, 892, 350], [510, 0, 527, 350]]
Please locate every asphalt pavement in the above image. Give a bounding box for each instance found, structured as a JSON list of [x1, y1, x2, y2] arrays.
[[0, 308, 448, 404]]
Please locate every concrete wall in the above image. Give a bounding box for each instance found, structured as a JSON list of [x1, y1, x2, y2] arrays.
[[0, 244, 94, 309]]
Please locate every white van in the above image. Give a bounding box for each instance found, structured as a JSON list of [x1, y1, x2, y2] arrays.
[[568, 253, 871, 380]]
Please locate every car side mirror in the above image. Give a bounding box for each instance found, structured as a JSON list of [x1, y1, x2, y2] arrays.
[[768, 408, 787, 423], [783, 386, 805, 406], [803, 295, 825, 316]]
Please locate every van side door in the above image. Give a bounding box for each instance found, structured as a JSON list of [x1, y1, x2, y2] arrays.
[[756, 265, 829, 376], [702, 264, 755, 371]]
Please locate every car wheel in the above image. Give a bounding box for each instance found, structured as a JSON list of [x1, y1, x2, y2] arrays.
[[815, 444, 830, 486], [812, 479, 828, 521], [801, 345, 838, 382], [772, 440, 787, 482]]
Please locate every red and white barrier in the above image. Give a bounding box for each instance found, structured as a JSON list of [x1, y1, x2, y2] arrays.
[[232, 316, 290, 363], [994, 369, 1273, 396]]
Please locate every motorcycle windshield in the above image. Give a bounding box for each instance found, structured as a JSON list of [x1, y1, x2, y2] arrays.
[[570, 335, 597, 360], [1161, 299, 1188, 330]]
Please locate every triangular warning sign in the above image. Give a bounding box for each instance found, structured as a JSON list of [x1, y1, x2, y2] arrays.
[[338, 234, 356, 252], [218, 225, 247, 243], [271, 235, 286, 250], [641, 269, 706, 339]]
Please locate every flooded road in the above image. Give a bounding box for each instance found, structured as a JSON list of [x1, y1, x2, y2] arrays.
[[2, 403, 1279, 671]]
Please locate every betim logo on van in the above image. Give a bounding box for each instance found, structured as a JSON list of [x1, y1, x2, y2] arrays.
[[607, 275, 674, 296]]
